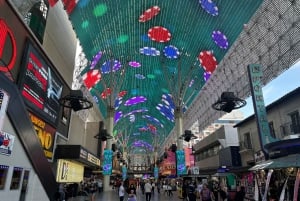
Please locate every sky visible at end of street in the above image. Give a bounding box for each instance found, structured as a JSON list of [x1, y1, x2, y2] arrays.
[[239, 61, 300, 119]]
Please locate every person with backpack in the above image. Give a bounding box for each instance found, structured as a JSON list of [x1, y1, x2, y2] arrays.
[[200, 183, 215, 201]]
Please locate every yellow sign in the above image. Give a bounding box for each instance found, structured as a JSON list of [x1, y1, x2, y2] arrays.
[[56, 159, 84, 183], [87, 153, 100, 166]]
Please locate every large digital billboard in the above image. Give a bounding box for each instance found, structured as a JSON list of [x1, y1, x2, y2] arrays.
[[19, 41, 63, 127]]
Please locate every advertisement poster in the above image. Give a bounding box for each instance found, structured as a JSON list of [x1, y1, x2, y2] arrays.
[[29, 112, 56, 161], [103, 150, 113, 175], [0, 131, 15, 156], [160, 151, 176, 176], [122, 166, 127, 181], [0, 89, 9, 131], [176, 150, 186, 176], [20, 41, 63, 127]]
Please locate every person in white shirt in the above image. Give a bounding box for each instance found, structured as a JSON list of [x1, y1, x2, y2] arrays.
[[119, 181, 125, 201], [145, 180, 152, 201]]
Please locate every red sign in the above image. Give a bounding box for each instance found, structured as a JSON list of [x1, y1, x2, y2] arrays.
[[0, 19, 17, 72]]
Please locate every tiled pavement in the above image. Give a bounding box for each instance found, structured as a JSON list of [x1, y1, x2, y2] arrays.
[[67, 187, 184, 201]]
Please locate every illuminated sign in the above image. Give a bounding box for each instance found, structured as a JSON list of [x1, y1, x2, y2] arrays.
[[103, 150, 113, 175], [87, 153, 100, 166], [0, 19, 17, 73], [122, 166, 127, 180], [154, 167, 158, 179], [0, 89, 9, 131], [56, 159, 84, 183], [20, 42, 63, 127], [29, 112, 56, 161], [176, 150, 186, 176]]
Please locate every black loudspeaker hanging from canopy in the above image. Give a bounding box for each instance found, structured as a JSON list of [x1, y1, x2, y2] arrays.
[[59, 90, 93, 111], [94, 121, 113, 141], [179, 130, 197, 142], [212, 92, 246, 113]]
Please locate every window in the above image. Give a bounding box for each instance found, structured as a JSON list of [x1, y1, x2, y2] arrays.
[[243, 133, 252, 149], [269, 121, 276, 138], [0, 165, 9, 190], [10, 167, 23, 190], [290, 111, 300, 134]]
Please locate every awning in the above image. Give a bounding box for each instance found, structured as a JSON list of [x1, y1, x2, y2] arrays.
[[211, 172, 237, 177], [249, 154, 300, 171]]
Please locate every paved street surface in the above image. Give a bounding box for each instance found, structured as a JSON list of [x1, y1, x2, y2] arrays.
[[68, 187, 183, 201]]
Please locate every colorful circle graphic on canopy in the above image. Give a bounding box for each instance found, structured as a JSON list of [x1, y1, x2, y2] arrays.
[[139, 6, 161, 22], [135, 74, 145, 79], [156, 103, 174, 122], [118, 90, 127, 97], [140, 47, 160, 56], [204, 72, 211, 81], [198, 51, 218, 73], [129, 61, 141, 68], [114, 111, 123, 123], [114, 97, 123, 110], [101, 60, 122, 74], [142, 115, 164, 128], [212, 30, 229, 49], [199, 0, 218, 16], [148, 26, 171, 43], [101, 88, 111, 99], [163, 45, 180, 59], [82, 70, 101, 90], [90, 51, 102, 69], [124, 96, 147, 106]]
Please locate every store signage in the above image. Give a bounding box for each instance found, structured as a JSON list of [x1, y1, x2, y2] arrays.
[[0, 19, 17, 73], [0, 131, 15, 156], [103, 150, 113, 175], [176, 150, 186, 176], [87, 153, 100, 166], [0, 89, 9, 131], [29, 112, 56, 161], [247, 64, 278, 153], [20, 42, 63, 127], [56, 159, 84, 183]]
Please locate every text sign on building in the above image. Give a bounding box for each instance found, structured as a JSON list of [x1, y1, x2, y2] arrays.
[[56, 159, 84, 183], [247, 64, 278, 153], [176, 150, 186, 176], [29, 112, 56, 161]]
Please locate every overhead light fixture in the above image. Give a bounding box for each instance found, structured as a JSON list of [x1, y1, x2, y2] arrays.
[[94, 121, 113, 141], [212, 92, 246, 113], [179, 130, 197, 142], [59, 90, 93, 111]]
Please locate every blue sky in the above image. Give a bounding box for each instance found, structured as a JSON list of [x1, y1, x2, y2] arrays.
[[239, 61, 300, 118]]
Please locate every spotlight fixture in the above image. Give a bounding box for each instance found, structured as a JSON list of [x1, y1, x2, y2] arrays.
[[212, 92, 246, 113], [59, 90, 93, 111], [94, 121, 113, 141], [179, 130, 197, 142]]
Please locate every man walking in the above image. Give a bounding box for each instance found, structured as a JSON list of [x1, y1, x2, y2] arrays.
[[145, 180, 152, 201], [119, 181, 125, 201]]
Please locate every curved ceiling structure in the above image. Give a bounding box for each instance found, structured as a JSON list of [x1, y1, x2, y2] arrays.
[[60, 0, 300, 153]]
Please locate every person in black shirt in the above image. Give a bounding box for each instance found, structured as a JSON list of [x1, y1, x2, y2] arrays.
[[235, 186, 245, 201], [187, 181, 197, 201]]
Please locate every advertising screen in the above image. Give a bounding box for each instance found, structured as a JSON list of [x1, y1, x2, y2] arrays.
[[19, 41, 63, 127], [176, 150, 186, 176], [103, 150, 113, 175]]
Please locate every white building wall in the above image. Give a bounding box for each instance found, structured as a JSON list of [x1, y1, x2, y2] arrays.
[[224, 125, 239, 147], [0, 115, 48, 201]]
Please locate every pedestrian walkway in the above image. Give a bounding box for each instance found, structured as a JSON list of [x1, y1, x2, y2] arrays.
[[67, 187, 183, 201]]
